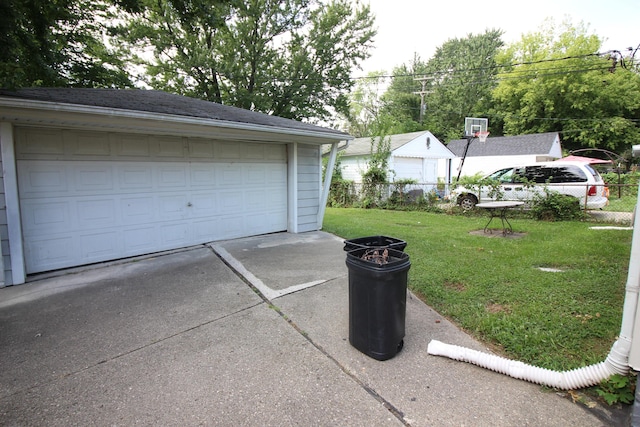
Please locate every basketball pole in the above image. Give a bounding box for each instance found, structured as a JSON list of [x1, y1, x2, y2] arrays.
[[455, 134, 475, 183]]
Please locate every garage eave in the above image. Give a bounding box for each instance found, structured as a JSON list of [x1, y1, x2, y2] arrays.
[[0, 98, 351, 145]]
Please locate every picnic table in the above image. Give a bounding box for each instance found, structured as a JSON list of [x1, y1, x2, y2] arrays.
[[475, 201, 524, 235]]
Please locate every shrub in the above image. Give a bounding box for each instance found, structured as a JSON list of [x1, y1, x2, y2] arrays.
[[387, 179, 418, 206], [328, 179, 356, 207], [530, 189, 585, 221]]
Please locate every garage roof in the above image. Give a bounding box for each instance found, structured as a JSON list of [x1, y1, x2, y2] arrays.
[[0, 88, 349, 142]]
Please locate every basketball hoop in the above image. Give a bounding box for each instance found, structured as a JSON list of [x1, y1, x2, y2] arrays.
[[476, 131, 490, 142]]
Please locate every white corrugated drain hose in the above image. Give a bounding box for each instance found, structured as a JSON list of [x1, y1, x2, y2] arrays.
[[427, 339, 630, 390], [428, 188, 640, 390]]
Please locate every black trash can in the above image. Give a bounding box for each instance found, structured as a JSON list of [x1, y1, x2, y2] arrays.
[[346, 247, 411, 361], [343, 235, 407, 252]]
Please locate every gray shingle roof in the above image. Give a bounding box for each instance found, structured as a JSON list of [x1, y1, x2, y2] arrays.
[[343, 131, 433, 156], [0, 88, 348, 137], [447, 132, 559, 157]]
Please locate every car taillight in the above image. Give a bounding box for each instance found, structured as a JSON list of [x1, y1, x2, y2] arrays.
[[588, 186, 597, 196]]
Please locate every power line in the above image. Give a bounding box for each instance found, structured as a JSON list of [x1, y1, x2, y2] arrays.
[[350, 49, 636, 82]]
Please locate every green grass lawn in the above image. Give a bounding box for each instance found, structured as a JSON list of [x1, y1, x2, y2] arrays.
[[323, 207, 633, 371]]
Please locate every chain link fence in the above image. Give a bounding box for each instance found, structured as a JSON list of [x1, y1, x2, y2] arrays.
[[328, 181, 637, 226]]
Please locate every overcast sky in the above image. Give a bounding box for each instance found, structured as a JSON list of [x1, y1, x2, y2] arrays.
[[355, 0, 639, 76]]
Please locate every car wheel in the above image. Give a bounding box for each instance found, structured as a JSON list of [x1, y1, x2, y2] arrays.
[[458, 194, 477, 210]]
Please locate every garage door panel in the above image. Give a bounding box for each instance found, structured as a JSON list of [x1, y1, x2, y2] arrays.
[[267, 165, 287, 183], [123, 226, 158, 254], [158, 164, 188, 188], [157, 136, 185, 157], [189, 192, 218, 216], [19, 141, 287, 273], [219, 166, 243, 186], [68, 131, 110, 156], [158, 194, 189, 219], [119, 166, 153, 190], [245, 213, 269, 235], [21, 200, 71, 234], [219, 191, 243, 213], [190, 165, 216, 187], [25, 235, 76, 272], [159, 223, 189, 246], [191, 218, 219, 241], [80, 230, 119, 260], [268, 190, 287, 209], [188, 140, 215, 158], [245, 190, 267, 211], [18, 164, 69, 196], [76, 199, 117, 228], [245, 165, 266, 184], [394, 158, 423, 181], [74, 166, 114, 192], [121, 196, 156, 223], [218, 142, 242, 159], [246, 211, 286, 235], [116, 135, 151, 157]]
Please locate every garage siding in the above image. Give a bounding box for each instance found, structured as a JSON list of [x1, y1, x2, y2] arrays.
[[16, 127, 288, 274], [297, 144, 321, 233]]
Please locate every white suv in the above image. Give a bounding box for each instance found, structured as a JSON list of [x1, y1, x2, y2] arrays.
[[452, 161, 609, 210]]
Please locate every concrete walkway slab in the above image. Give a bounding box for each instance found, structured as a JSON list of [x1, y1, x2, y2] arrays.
[[2, 303, 399, 426]]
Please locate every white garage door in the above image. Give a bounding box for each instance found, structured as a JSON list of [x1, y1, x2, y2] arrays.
[[17, 130, 287, 274], [394, 157, 437, 184]]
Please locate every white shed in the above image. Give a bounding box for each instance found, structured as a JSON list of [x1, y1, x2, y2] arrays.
[[339, 131, 455, 188]]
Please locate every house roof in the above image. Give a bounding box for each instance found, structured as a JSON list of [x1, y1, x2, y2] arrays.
[[0, 88, 349, 142], [343, 131, 436, 156], [447, 132, 560, 157]]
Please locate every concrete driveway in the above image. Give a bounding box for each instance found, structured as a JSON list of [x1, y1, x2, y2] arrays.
[[0, 231, 624, 426]]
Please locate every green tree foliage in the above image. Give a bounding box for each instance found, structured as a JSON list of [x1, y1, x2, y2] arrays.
[[380, 54, 429, 135], [491, 19, 640, 152], [343, 71, 388, 137], [422, 30, 504, 140], [1, 0, 133, 88], [376, 31, 503, 141], [114, 0, 375, 121]]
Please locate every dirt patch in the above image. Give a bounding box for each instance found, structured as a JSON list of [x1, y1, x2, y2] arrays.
[[469, 229, 527, 239], [444, 281, 466, 292], [485, 303, 511, 314]]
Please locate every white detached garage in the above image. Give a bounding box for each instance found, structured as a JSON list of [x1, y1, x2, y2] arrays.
[[339, 131, 455, 188], [0, 88, 349, 286]]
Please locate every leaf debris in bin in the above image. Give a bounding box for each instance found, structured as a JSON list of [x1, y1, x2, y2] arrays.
[[361, 248, 389, 265]]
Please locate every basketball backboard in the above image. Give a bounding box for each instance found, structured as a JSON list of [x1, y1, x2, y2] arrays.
[[464, 117, 488, 137]]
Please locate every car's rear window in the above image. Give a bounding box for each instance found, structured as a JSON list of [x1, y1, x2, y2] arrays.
[[583, 164, 603, 182]]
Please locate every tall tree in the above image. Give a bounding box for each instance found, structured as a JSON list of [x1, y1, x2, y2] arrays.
[[1, 0, 133, 88], [342, 71, 391, 137], [115, 0, 375, 122], [421, 29, 504, 140], [491, 19, 640, 152]]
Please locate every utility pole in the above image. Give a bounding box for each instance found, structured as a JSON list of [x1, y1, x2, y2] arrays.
[[413, 76, 431, 124]]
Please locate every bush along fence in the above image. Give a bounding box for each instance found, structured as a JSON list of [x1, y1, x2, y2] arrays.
[[328, 179, 637, 225]]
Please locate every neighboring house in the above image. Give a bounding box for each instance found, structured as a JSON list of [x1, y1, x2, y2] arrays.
[[0, 88, 349, 287], [446, 132, 562, 178], [338, 131, 455, 188]]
